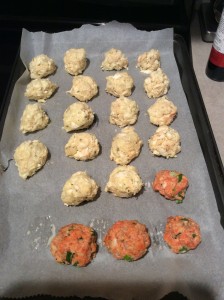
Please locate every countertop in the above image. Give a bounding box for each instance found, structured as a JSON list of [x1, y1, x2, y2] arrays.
[[191, 11, 224, 165]]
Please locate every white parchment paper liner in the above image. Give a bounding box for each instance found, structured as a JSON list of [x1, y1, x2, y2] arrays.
[[0, 21, 224, 300]]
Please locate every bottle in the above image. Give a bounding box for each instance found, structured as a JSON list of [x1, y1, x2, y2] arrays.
[[206, 6, 224, 81]]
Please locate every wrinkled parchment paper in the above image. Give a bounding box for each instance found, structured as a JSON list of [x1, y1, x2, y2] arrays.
[[0, 21, 224, 300]]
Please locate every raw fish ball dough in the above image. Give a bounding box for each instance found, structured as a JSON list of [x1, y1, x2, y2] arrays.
[[14, 140, 48, 179], [144, 68, 169, 98], [147, 96, 177, 126], [20, 103, 49, 133], [137, 49, 160, 73], [106, 72, 134, 97], [65, 132, 100, 161], [110, 126, 142, 165], [29, 54, 57, 79], [109, 96, 139, 127], [105, 165, 143, 198], [63, 102, 94, 132], [61, 171, 99, 206], [101, 48, 128, 71], [64, 48, 87, 75], [68, 75, 98, 102], [25, 78, 57, 102], [148, 125, 181, 158]]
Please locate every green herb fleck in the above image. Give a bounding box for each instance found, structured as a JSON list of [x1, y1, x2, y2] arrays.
[[192, 233, 197, 238], [73, 261, 79, 267], [178, 246, 189, 253], [177, 174, 183, 182], [123, 255, 133, 262], [66, 251, 73, 264], [176, 199, 183, 204], [177, 192, 184, 200]]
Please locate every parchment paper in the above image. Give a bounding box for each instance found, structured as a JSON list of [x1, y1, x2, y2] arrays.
[[0, 21, 224, 300]]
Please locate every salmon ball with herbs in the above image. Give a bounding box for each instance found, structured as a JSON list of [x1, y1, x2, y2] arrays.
[[104, 220, 151, 261], [101, 48, 128, 71], [50, 223, 97, 267], [152, 170, 189, 203], [164, 216, 202, 254]]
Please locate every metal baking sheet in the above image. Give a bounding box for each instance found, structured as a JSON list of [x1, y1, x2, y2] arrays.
[[0, 22, 224, 300]]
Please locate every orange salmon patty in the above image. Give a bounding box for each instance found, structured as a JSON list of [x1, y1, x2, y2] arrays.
[[50, 223, 97, 267], [152, 170, 189, 203], [104, 220, 151, 261], [164, 216, 201, 253]]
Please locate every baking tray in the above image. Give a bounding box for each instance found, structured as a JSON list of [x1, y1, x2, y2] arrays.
[[0, 29, 224, 300]]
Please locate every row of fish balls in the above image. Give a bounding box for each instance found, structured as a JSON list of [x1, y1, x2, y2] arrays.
[[23, 68, 169, 103], [65, 65, 169, 101], [28, 48, 161, 79], [27, 49, 86, 79], [61, 165, 190, 207], [20, 92, 177, 134], [63, 123, 181, 165], [50, 215, 202, 267]]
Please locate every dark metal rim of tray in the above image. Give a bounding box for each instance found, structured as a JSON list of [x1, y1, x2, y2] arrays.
[[0, 31, 224, 300]]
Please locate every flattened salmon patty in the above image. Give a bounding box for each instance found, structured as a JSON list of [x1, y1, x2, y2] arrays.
[[50, 223, 97, 267], [152, 170, 189, 203], [104, 220, 150, 261], [164, 216, 201, 254]]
